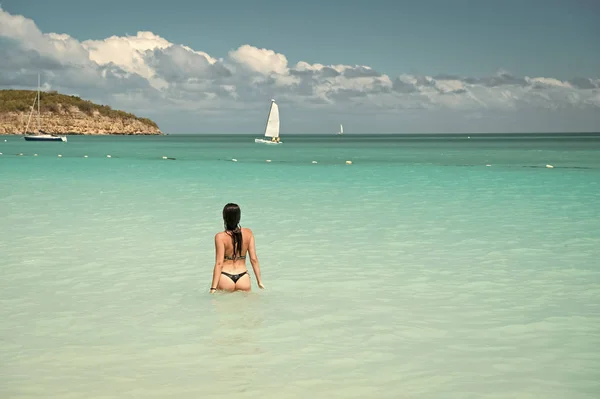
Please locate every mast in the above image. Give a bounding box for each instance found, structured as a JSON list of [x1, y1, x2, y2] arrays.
[[25, 95, 36, 133], [37, 73, 40, 132]]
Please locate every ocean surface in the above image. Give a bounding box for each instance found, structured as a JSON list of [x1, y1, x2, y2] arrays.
[[1, 133, 599, 398]]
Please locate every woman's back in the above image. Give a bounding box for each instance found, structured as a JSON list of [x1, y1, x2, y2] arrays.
[[221, 227, 253, 266]]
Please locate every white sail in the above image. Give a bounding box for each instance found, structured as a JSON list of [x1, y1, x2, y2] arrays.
[[264, 100, 280, 138], [340, 124, 343, 134]]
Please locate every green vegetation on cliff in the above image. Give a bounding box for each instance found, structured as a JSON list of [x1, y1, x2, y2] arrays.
[[0, 89, 158, 129]]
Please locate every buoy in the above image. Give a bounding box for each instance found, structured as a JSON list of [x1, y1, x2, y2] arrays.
[[106, 155, 112, 158], [345, 160, 352, 165], [232, 158, 238, 162], [546, 164, 554, 168], [18, 153, 23, 156], [0, 152, 3, 155], [34, 154, 38, 156], [84, 155, 88, 158], [312, 161, 317, 164], [266, 159, 271, 163], [58, 154, 62, 157]]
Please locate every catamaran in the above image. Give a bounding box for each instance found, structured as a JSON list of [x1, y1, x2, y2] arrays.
[[23, 74, 67, 142], [254, 99, 282, 145]]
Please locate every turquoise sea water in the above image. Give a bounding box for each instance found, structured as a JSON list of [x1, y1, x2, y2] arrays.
[[1, 133, 599, 398]]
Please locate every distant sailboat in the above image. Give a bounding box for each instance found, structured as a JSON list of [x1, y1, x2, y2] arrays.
[[337, 124, 344, 135], [23, 74, 67, 142], [254, 99, 282, 145]]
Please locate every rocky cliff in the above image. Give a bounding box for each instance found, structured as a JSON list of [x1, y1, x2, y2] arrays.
[[0, 90, 162, 135]]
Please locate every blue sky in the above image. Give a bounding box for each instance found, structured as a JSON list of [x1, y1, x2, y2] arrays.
[[0, 0, 599, 133]]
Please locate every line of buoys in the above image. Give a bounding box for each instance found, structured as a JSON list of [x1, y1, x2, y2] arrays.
[[0, 154, 563, 171], [0, 152, 569, 171], [225, 158, 356, 165], [1, 153, 361, 166]]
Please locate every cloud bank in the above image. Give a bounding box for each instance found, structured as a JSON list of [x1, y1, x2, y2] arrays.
[[1, 7, 599, 133]]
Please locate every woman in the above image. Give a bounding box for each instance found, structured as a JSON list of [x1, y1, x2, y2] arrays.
[[210, 203, 265, 293]]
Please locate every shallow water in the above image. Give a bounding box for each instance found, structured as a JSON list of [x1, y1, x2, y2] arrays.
[[1, 134, 599, 398]]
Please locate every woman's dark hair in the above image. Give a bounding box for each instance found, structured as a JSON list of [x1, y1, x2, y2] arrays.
[[223, 203, 242, 258]]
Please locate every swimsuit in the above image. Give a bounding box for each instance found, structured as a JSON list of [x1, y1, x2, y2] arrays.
[[221, 270, 248, 283], [224, 255, 246, 261], [221, 254, 248, 283]]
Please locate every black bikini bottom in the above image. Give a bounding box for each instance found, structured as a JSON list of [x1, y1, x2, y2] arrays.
[[221, 271, 248, 283]]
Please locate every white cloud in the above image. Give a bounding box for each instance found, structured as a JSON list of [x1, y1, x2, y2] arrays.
[[83, 32, 171, 80], [527, 77, 573, 89], [229, 44, 289, 76], [0, 10, 89, 66], [1, 7, 599, 133]]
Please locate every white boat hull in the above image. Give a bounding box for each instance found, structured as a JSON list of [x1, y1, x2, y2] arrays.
[[255, 138, 282, 145], [24, 134, 67, 142]]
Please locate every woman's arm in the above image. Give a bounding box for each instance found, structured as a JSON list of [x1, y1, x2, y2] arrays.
[[247, 230, 264, 289], [210, 233, 224, 293]]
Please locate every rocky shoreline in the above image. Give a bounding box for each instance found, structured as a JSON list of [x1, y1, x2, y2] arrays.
[[0, 111, 162, 135]]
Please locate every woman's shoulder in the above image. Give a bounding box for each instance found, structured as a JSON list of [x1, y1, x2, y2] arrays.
[[241, 227, 254, 236], [214, 231, 226, 240]]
